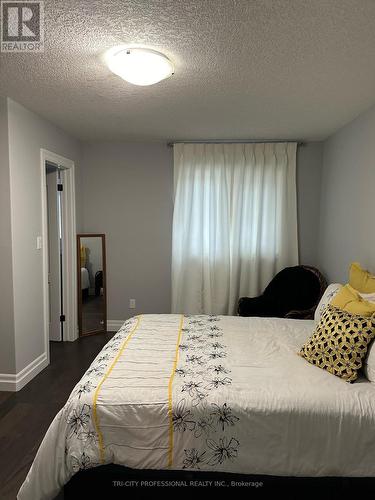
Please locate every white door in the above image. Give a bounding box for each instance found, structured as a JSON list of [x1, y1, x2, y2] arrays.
[[46, 170, 62, 341]]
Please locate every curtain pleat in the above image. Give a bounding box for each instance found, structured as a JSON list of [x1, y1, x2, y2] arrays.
[[172, 142, 298, 315]]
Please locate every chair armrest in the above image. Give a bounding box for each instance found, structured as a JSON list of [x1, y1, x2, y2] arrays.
[[237, 295, 268, 317], [285, 307, 315, 320]]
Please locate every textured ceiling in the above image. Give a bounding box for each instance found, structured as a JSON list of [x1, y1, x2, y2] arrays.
[[1, 0, 375, 142]]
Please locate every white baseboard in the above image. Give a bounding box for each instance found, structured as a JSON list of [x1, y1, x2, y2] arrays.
[[107, 319, 126, 332], [0, 352, 49, 392]]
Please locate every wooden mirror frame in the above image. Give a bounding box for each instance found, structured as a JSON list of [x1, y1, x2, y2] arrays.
[[77, 234, 107, 336]]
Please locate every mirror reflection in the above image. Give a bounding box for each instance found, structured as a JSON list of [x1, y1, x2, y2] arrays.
[[78, 234, 106, 335]]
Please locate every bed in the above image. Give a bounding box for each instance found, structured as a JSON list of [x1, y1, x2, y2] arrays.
[[81, 267, 90, 291], [18, 314, 375, 499]]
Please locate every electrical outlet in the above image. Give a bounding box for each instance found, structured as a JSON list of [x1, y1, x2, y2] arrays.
[[129, 299, 136, 309]]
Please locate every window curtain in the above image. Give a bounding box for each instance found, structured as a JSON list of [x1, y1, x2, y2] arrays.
[[171, 142, 299, 315]]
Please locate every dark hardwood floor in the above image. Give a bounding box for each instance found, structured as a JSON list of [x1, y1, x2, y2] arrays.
[[0, 332, 114, 500]]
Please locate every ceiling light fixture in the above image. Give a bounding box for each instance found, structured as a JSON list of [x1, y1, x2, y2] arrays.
[[105, 47, 174, 86]]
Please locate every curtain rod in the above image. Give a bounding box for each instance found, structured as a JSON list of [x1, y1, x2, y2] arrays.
[[167, 139, 305, 148]]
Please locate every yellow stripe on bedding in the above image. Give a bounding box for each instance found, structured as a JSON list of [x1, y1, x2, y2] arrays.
[[92, 315, 142, 463], [167, 315, 184, 467]]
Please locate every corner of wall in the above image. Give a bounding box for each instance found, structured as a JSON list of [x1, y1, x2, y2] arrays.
[[5, 97, 82, 388], [0, 95, 16, 379], [316, 103, 375, 283]]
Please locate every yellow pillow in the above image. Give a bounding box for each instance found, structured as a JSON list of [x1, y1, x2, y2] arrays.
[[349, 262, 375, 294], [331, 284, 375, 316]]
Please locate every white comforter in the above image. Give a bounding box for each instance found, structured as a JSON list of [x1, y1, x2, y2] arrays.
[[18, 314, 375, 499]]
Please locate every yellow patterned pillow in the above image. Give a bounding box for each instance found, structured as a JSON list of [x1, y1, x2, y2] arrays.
[[299, 305, 375, 382], [349, 262, 375, 294], [331, 284, 375, 316]]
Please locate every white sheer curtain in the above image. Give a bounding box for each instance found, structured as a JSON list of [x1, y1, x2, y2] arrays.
[[171, 142, 299, 315]]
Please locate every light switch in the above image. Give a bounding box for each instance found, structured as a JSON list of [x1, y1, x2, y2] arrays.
[[36, 236, 43, 250], [129, 299, 136, 309]]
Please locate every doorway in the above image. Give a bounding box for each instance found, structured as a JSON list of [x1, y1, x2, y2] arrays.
[[41, 150, 77, 359], [46, 163, 64, 341]]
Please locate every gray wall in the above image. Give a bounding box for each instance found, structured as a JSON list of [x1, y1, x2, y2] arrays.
[[2, 94, 323, 378], [81, 142, 173, 320], [0, 96, 16, 374], [297, 142, 323, 266], [7, 98, 81, 372], [318, 103, 375, 283], [81, 141, 322, 320]]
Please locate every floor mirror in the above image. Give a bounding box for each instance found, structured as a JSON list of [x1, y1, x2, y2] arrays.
[[77, 234, 107, 336]]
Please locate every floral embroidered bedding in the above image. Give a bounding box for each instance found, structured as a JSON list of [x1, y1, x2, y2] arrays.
[[18, 314, 375, 499]]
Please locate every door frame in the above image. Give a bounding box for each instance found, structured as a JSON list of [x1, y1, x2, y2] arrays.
[[41, 149, 78, 357], [46, 168, 62, 341]]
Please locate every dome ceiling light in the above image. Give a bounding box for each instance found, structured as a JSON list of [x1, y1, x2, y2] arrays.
[[105, 47, 174, 86]]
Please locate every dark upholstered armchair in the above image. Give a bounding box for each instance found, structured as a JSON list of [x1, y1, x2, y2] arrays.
[[237, 265, 327, 319]]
